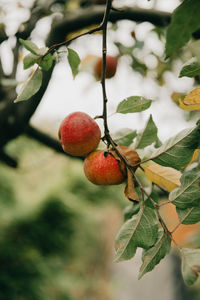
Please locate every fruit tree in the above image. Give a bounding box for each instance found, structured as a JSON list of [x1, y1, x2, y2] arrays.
[[0, 0, 200, 289]]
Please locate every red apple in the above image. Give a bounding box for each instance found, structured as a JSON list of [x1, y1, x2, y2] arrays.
[[94, 55, 118, 80], [58, 112, 101, 156], [84, 150, 126, 185]]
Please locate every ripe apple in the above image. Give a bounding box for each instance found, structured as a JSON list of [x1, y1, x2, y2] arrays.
[[58, 112, 101, 156], [94, 55, 118, 80], [84, 150, 126, 185]]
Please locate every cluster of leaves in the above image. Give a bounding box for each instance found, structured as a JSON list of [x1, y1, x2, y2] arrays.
[[112, 0, 200, 286], [111, 93, 200, 284], [168, 0, 200, 112], [14, 39, 80, 103], [14, 0, 200, 288]]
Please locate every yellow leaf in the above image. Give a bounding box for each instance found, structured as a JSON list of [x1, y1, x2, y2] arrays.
[[184, 88, 200, 104], [179, 88, 200, 110], [143, 161, 181, 192], [110, 145, 141, 203], [171, 92, 185, 104], [182, 149, 199, 168]]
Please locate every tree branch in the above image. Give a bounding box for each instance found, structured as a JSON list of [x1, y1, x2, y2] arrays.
[[49, 6, 171, 45], [25, 125, 84, 160], [0, 150, 18, 168]]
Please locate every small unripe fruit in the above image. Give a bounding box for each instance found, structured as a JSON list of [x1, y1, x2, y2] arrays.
[[94, 55, 118, 80], [58, 112, 101, 156], [130, 30, 136, 39], [84, 150, 126, 185]]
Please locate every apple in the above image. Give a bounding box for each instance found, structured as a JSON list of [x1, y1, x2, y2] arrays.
[[58, 112, 101, 156], [84, 150, 126, 185], [94, 55, 118, 80]]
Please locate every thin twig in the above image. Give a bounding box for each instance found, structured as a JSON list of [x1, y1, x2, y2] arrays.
[[101, 0, 112, 138]]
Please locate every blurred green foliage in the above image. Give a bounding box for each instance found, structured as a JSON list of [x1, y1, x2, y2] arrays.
[[2, 136, 199, 299], [0, 135, 125, 300]]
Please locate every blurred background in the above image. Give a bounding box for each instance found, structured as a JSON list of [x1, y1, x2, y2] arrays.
[[0, 0, 200, 299]]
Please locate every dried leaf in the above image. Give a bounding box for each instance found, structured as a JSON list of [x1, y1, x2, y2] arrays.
[[109, 148, 127, 178], [110, 145, 141, 202], [116, 145, 141, 168], [124, 170, 139, 202], [179, 88, 200, 111], [143, 161, 181, 192]]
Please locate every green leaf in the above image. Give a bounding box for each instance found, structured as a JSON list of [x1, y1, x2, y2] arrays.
[[166, 0, 200, 57], [67, 48, 81, 78], [39, 53, 53, 71], [176, 206, 200, 224], [181, 248, 200, 286], [19, 38, 44, 56], [136, 114, 161, 149], [14, 68, 42, 103], [152, 125, 200, 170], [169, 167, 200, 209], [138, 230, 171, 279], [23, 53, 53, 71], [145, 192, 159, 209], [116, 96, 152, 114], [114, 129, 137, 147], [134, 40, 145, 50], [23, 53, 40, 70], [131, 56, 147, 76], [179, 62, 200, 78], [123, 204, 140, 221], [114, 207, 158, 262]]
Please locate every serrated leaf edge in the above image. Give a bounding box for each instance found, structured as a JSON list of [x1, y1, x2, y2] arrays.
[[117, 97, 152, 114], [170, 170, 200, 203], [138, 231, 170, 279], [114, 209, 144, 262], [14, 67, 42, 103]]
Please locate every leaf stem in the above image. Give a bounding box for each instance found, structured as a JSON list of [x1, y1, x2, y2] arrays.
[[171, 207, 193, 234]]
